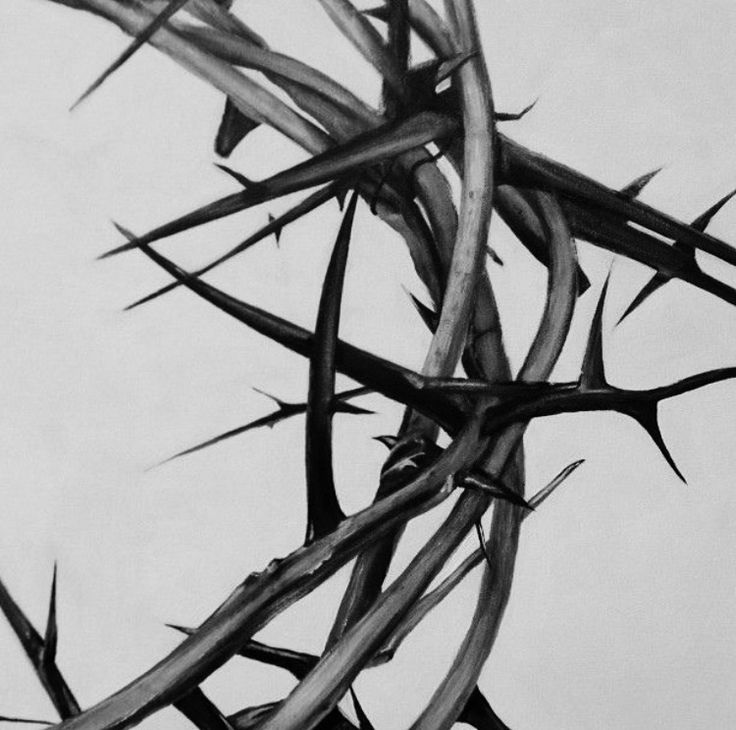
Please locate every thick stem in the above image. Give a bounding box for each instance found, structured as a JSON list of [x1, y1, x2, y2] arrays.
[[326, 0, 502, 647], [411, 190, 578, 729], [51, 422, 484, 730]]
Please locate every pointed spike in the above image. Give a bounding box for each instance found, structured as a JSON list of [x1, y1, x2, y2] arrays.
[[336, 188, 348, 211], [616, 189, 736, 325], [435, 51, 477, 85], [405, 290, 439, 333], [495, 97, 538, 122], [620, 167, 664, 198], [458, 687, 512, 730], [127, 230, 455, 426], [361, 6, 389, 22], [0, 577, 44, 661], [486, 245, 504, 266], [214, 163, 254, 189], [527, 459, 585, 511], [102, 112, 457, 259], [166, 623, 194, 637], [156, 387, 380, 468], [462, 473, 533, 510], [374, 435, 398, 450], [42, 565, 58, 666], [154, 405, 300, 467], [267, 213, 282, 245], [580, 275, 610, 389], [124, 184, 340, 310], [350, 689, 376, 730], [215, 98, 260, 158], [632, 406, 687, 483], [70, 0, 191, 111], [305, 191, 360, 543], [690, 187, 736, 232], [252, 387, 290, 409], [503, 137, 736, 268], [0, 717, 53, 725], [475, 521, 493, 571], [617, 273, 669, 325], [334, 402, 374, 416]]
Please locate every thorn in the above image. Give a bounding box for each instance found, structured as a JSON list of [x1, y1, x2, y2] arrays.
[[166, 623, 195, 637], [214, 163, 254, 188], [691, 186, 736, 232], [251, 387, 290, 410], [495, 97, 538, 122], [620, 167, 664, 198], [580, 274, 610, 389], [632, 406, 687, 483], [361, 6, 389, 22], [373, 435, 398, 450], [435, 51, 477, 85], [486, 245, 504, 266], [335, 402, 375, 416], [475, 521, 493, 571], [41, 564, 58, 666], [462, 473, 533, 510], [0, 716, 54, 725], [268, 213, 281, 245], [405, 289, 438, 333], [215, 98, 260, 158], [349, 689, 376, 730], [527, 459, 585, 511], [336, 187, 348, 211], [616, 273, 668, 325]]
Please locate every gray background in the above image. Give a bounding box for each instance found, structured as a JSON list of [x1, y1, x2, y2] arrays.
[[1, 1, 735, 727]]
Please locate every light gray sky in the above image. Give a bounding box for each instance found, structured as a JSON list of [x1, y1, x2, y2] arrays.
[[1, 1, 735, 728]]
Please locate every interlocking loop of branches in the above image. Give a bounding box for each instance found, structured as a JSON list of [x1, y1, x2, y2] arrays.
[[2, 2, 735, 730]]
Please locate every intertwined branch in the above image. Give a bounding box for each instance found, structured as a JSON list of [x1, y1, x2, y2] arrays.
[[4, 1, 735, 729]]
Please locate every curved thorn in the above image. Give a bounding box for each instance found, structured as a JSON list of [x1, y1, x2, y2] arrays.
[[495, 97, 538, 122], [214, 163, 255, 189], [631, 406, 686, 483], [215, 98, 260, 158], [305, 191, 359, 542], [373, 434, 398, 450]]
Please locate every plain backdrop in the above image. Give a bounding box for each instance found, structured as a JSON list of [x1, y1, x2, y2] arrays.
[[1, 1, 736, 728]]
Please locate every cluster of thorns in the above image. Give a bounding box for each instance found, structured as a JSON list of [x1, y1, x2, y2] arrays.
[[2, 1, 735, 729]]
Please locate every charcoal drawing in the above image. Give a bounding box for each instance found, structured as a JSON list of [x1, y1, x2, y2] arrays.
[[1, 2, 734, 728]]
